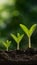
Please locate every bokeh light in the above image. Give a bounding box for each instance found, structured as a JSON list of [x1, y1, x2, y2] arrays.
[[0, 0, 16, 28], [0, 0, 15, 6], [1, 11, 10, 19]]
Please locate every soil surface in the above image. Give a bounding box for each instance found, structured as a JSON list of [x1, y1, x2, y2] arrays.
[[0, 48, 37, 65]]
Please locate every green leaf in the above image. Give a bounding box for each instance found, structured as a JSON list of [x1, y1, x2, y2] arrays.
[[6, 40, 11, 48], [2, 40, 11, 48], [17, 34, 24, 43], [29, 24, 37, 36], [11, 33, 24, 44], [20, 24, 37, 37], [20, 24, 29, 37], [2, 42, 7, 48], [11, 33, 18, 43], [17, 33, 20, 37]]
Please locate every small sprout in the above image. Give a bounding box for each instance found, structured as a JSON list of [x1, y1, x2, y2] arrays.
[[2, 40, 11, 51], [11, 33, 24, 50], [20, 24, 37, 48]]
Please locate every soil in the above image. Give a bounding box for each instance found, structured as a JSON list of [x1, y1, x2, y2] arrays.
[[0, 48, 37, 65]]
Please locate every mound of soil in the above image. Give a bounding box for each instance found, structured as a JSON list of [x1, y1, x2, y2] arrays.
[[0, 48, 37, 65]]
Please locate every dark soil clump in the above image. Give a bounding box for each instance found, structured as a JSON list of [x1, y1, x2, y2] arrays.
[[0, 48, 37, 65]]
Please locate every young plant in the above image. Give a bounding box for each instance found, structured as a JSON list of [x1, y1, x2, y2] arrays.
[[2, 40, 11, 51], [20, 24, 37, 48], [11, 33, 24, 50]]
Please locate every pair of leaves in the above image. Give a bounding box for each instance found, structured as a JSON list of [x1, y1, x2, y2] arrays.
[[20, 24, 37, 37], [11, 33, 24, 44], [2, 40, 11, 48]]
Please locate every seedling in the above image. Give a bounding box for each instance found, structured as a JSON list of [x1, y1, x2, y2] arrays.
[[20, 24, 37, 48], [11, 33, 24, 50], [2, 40, 11, 51]]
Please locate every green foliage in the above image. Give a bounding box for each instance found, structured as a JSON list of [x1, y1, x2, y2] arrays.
[[11, 33, 24, 44], [2, 40, 11, 51], [11, 33, 24, 50], [29, 24, 37, 37], [20, 24, 37, 37], [20, 24, 37, 48], [0, 0, 37, 49]]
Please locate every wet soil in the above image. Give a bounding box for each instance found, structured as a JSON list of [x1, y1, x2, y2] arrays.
[[0, 48, 37, 65]]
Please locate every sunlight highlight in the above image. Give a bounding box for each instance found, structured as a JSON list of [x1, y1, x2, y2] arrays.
[[0, 0, 15, 6], [1, 11, 10, 19], [0, 0, 7, 5], [0, 0, 15, 10]]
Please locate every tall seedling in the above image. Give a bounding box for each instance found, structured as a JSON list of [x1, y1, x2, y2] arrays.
[[11, 33, 24, 50], [20, 24, 37, 48], [2, 40, 11, 51]]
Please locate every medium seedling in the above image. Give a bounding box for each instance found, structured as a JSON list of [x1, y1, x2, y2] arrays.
[[11, 33, 24, 50], [20, 24, 37, 48], [2, 40, 11, 51]]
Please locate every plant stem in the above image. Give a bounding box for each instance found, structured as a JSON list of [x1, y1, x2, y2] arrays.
[[17, 43, 19, 50], [29, 37, 31, 48], [6, 47, 8, 51]]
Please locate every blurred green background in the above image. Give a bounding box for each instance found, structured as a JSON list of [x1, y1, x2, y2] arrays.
[[0, 0, 37, 50]]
